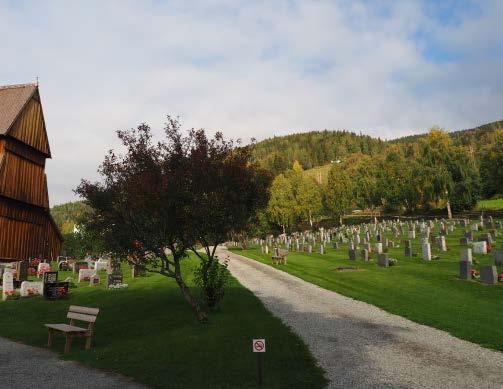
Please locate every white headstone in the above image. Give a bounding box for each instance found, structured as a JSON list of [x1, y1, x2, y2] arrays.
[[422, 243, 431, 261], [20, 281, 43, 297], [2, 271, 14, 301], [78, 269, 95, 283], [473, 241, 487, 254], [376, 242, 383, 254]]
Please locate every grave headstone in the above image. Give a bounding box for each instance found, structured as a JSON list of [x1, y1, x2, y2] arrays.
[[89, 274, 101, 287], [361, 249, 369, 262], [78, 269, 94, 282], [377, 253, 389, 267], [494, 251, 503, 266], [348, 249, 356, 261], [20, 281, 43, 297], [460, 248, 472, 263], [404, 240, 413, 257], [459, 237, 469, 245], [480, 266, 498, 285], [439, 236, 447, 252], [459, 261, 471, 280], [375, 243, 383, 254], [422, 243, 431, 261], [106, 272, 124, 288], [15, 260, 29, 282], [2, 271, 14, 301], [473, 241, 487, 254]]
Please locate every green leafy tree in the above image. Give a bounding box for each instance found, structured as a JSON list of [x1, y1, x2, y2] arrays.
[[324, 164, 354, 224], [267, 174, 296, 233]]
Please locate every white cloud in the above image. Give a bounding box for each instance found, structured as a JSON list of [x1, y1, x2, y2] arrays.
[[0, 0, 501, 204]]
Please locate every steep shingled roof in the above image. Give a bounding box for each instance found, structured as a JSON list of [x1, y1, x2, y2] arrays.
[[0, 83, 37, 135]]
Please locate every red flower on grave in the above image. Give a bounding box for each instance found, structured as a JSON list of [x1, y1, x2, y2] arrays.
[[498, 273, 503, 282], [57, 287, 67, 297], [470, 269, 479, 278]]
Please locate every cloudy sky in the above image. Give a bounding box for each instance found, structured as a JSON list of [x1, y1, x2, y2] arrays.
[[1, 0, 502, 205]]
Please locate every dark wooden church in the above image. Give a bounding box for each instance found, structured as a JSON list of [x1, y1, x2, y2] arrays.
[[0, 83, 62, 262]]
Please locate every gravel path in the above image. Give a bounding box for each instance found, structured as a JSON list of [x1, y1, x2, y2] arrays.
[[0, 337, 146, 389], [219, 247, 503, 389]]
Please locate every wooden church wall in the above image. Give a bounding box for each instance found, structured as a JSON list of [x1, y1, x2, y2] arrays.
[[0, 148, 49, 208], [8, 95, 50, 156]]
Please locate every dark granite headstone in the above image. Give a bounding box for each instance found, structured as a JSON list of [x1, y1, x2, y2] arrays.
[[459, 237, 469, 245], [459, 261, 471, 280], [494, 251, 503, 267], [348, 249, 356, 261], [360, 249, 368, 262], [480, 266, 498, 285], [404, 240, 413, 257], [378, 253, 389, 267]]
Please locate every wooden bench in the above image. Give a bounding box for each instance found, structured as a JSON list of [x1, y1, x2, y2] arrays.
[[45, 305, 100, 353], [272, 249, 288, 265]]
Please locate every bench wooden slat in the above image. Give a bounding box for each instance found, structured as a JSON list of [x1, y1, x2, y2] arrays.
[[45, 323, 88, 333], [67, 312, 97, 323], [69, 305, 99, 315]]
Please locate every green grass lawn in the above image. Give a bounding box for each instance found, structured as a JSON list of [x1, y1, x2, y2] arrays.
[[477, 198, 503, 210], [232, 222, 503, 351], [0, 256, 327, 388]]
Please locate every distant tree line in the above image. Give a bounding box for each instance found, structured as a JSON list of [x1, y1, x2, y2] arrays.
[[261, 127, 503, 233]]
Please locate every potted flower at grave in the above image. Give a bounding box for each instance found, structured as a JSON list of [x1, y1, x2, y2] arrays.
[[470, 269, 479, 279], [388, 258, 398, 266], [4, 290, 20, 301], [498, 273, 503, 282]]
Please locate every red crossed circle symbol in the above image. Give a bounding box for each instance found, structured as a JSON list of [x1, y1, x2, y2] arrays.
[[254, 340, 265, 351]]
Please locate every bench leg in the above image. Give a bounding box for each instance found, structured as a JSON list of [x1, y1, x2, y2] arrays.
[[47, 329, 53, 348], [85, 333, 92, 350], [64, 334, 73, 354]]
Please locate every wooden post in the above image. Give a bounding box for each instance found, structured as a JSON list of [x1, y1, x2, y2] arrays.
[[257, 353, 263, 385], [47, 329, 53, 348]]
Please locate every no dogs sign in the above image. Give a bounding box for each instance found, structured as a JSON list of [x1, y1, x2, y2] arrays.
[[253, 339, 266, 353]]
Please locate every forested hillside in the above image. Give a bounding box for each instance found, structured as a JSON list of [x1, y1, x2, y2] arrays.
[[250, 130, 386, 174], [252, 120, 503, 175]]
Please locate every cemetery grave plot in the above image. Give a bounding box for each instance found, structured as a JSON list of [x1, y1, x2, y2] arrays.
[[0, 255, 327, 389], [232, 217, 503, 351]]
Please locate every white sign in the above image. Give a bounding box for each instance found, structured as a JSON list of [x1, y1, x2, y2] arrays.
[[253, 339, 266, 353]]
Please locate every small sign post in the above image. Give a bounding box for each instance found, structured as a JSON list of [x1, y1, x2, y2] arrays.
[[253, 339, 266, 385]]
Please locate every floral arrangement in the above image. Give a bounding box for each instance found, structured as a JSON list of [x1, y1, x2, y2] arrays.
[[108, 283, 129, 289], [3, 290, 20, 300], [388, 258, 398, 266], [57, 287, 68, 297], [498, 273, 503, 282], [37, 266, 52, 277], [470, 269, 480, 279]]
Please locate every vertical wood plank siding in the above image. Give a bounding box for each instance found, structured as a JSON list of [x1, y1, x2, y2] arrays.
[[0, 86, 62, 261]]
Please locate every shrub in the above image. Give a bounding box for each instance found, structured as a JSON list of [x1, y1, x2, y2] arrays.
[[194, 257, 230, 311]]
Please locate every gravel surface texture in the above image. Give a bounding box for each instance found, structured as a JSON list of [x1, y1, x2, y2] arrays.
[[0, 337, 146, 389], [219, 247, 503, 389]]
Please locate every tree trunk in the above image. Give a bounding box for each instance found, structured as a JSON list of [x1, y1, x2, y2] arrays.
[[175, 276, 208, 323], [446, 199, 453, 219]]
